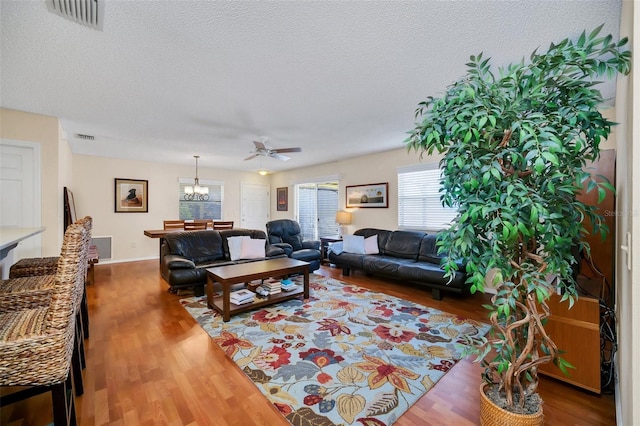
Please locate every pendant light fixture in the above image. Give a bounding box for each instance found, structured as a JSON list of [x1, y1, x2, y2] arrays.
[[184, 155, 209, 200]]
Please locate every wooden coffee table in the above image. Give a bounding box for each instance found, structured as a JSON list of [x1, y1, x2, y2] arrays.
[[206, 258, 310, 322]]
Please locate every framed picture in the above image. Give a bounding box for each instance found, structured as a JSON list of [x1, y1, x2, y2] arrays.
[[114, 178, 148, 213], [346, 182, 389, 208], [277, 187, 288, 211], [63, 187, 77, 231]]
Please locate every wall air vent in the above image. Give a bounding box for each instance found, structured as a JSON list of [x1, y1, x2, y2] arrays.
[[75, 133, 95, 140], [46, 0, 104, 31]]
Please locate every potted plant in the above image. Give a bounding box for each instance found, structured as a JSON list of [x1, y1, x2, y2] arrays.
[[405, 26, 630, 422]]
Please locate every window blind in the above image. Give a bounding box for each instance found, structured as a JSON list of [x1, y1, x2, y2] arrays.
[[398, 163, 457, 230]]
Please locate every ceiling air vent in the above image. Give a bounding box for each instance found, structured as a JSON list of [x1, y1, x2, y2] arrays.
[[46, 0, 104, 31], [75, 133, 95, 141]]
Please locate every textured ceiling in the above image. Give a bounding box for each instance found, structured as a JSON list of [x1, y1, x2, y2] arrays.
[[0, 1, 623, 173]]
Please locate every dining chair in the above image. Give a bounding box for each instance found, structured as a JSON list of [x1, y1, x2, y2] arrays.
[[212, 221, 234, 230], [199, 219, 214, 229], [184, 220, 208, 231], [163, 220, 185, 230]]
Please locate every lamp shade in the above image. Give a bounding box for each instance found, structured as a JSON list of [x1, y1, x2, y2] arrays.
[[335, 211, 352, 225]]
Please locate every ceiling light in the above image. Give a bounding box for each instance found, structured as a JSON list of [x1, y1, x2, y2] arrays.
[[258, 170, 269, 176], [184, 155, 209, 200]]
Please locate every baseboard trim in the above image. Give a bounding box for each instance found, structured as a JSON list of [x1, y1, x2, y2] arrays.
[[97, 256, 158, 265]]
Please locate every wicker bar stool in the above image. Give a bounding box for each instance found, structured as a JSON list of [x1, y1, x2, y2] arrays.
[[7, 217, 94, 340], [0, 222, 87, 426], [8, 256, 58, 278], [0, 217, 93, 397]]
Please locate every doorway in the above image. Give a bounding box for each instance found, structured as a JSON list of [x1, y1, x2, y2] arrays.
[[240, 183, 270, 231], [0, 139, 42, 258]]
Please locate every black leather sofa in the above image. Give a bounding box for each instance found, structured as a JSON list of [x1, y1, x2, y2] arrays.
[[160, 229, 287, 295], [266, 219, 322, 272], [328, 228, 468, 300]]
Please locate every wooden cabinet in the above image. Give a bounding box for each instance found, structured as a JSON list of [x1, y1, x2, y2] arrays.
[[539, 150, 616, 394], [539, 289, 601, 393]]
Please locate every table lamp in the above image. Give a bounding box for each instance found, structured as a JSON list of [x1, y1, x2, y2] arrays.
[[335, 210, 352, 238]]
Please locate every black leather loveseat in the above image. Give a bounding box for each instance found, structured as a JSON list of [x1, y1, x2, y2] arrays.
[[160, 229, 287, 295], [328, 228, 468, 300]]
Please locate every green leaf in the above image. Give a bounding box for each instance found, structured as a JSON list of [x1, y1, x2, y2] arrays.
[[541, 151, 559, 165], [530, 206, 539, 223]]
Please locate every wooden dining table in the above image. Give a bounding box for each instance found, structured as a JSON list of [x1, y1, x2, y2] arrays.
[[144, 223, 235, 263], [143, 228, 188, 263]]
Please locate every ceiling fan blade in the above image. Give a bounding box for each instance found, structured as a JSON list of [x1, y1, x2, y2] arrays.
[[244, 154, 258, 161], [253, 141, 266, 150], [271, 153, 291, 161], [272, 147, 302, 153]]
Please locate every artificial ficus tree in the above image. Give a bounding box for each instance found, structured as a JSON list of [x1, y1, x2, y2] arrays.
[[405, 26, 631, 413]]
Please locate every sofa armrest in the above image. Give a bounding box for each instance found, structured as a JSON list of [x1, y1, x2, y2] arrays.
[[164, 254, 196, 270], [272, 242, 293, 256], [302, 240, 320, 250], [266, 245, 286, 257]]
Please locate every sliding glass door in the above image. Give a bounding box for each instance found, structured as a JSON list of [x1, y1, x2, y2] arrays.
[[296, 182, 339, 240]]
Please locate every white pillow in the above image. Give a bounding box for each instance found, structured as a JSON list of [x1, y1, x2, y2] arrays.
[[228, 236, 250, 261], [364, 235, 379, 254], [343, 234, 365, 254], [240, 238, 266, 259], [328, 241, 344, 255]]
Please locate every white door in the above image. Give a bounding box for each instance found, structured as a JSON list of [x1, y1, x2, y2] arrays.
[[0, 139, 42, 259], [240, 183, 270, 232]]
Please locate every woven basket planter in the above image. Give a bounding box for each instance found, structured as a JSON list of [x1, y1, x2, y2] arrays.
[[480, 383, 543, 426]]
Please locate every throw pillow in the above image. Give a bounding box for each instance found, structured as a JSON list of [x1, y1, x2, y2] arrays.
[[343, 234, 365, 254], [328, 241, 344, 255], [364, 235, 379, 254], [228, 236, 250, 261], [240, 238, 266, 259]]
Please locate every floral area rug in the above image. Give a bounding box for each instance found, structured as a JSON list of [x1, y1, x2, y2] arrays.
[[180, 274, 489, 426]]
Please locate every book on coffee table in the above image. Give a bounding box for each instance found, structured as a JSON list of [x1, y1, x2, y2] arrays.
[[231, 289, 255, 304]]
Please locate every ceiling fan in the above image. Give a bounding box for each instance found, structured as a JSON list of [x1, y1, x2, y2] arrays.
[[244, 140, 302, 162]]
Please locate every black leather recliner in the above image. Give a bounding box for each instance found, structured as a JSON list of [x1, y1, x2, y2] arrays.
[[266, 219, 321, 272]]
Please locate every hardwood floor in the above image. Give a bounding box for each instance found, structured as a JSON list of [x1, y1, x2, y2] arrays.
[[1, 260, 615, 425]]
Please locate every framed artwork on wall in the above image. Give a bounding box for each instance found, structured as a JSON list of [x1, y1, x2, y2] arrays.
[[114, 178, 148, 213], [277, 187, 288, 211], [346, 182, 389, 208], [63, 187, 77, 231]]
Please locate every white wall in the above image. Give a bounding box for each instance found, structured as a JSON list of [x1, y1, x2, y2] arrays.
[[269, 148, 444, 234], [71, 154, 269, 262], [70, 147, 442, 262]]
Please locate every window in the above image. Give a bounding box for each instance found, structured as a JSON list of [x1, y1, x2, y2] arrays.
[[296, 182, 339, 240], [178, 178, 223, 220], [397, 163, 458, 230]]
